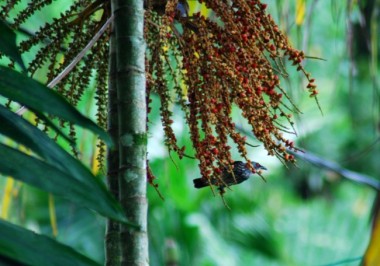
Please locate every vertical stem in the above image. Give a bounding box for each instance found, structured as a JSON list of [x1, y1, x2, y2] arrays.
[[111, 0, 148, 265], [105, 21, 121, 266]]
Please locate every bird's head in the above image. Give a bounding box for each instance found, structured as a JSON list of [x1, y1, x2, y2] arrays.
[[232, 161, 267, 179], [252, 161, 267, 171]]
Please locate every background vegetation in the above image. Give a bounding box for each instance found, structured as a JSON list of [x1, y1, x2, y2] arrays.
[[1, 0, 379, 265]]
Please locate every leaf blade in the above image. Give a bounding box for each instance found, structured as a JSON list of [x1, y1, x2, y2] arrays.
[[0, 66, 112, 147], [0, 143, 127, 223], [0, 20, 27, 72], [0, 219, 100, 266]]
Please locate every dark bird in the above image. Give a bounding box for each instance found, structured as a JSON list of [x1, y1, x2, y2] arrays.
[[175, 0, 198, 32], [193, 161, 267, 189], [146, 0, 189, 17], [176, 0, 189, 18], [145, 0, 198, 32]]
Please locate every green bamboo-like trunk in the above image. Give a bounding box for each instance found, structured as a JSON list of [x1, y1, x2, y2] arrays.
[[105, 21, 121, 266], [110, 0, 148, 265]]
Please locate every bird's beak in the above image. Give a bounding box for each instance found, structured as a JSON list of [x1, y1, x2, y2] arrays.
[[260, 165, 267, 171]]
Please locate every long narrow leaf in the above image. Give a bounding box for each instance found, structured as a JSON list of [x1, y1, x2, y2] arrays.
[[0, 219, 100, 266], [0, 143, 127, 223], [0, 66, 112, 147], [0, 20, 26, 72], [0, 105, 82, 173], [0, 105, 67, 167], [0, 106, 125, 220], [0, 253, 27, 265]]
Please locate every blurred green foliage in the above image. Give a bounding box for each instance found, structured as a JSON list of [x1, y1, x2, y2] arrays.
[[1, 0, 379, 265]]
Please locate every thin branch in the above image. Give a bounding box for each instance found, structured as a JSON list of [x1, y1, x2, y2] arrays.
[[288, 149, 380, 191], [16, 15, 114, 116], [236, 124, 380, 190]]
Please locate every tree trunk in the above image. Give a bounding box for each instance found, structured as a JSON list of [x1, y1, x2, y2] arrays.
[[105, 20, 121, 266], [111, 0, 148, 265]]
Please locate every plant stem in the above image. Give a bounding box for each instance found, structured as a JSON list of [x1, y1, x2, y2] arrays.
[[105, 18, 121, 266], [111, 0, 148, 265]]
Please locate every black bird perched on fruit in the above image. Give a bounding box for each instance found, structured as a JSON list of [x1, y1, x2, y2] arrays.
[[146, 0, 198, 32], [146, 0, 189, 17], [176, 0, 189, 18], [193, 161, 267, 189]]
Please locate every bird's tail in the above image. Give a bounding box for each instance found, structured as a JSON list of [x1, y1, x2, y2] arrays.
[[193, 178, 208, 189], [184, 20, 198, 33]]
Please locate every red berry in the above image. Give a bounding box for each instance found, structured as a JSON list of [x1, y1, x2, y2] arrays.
[[211, 148, 219, 155]]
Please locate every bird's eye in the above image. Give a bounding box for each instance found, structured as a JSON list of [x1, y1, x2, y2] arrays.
[[255, 163, 261, 168]]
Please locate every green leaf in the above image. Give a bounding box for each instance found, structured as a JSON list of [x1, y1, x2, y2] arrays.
[[0, 219, 100, 266], [0, 106, 125, 222], [0, 143, 128, 223], [0, 254, 23, 266], [0, 105, 69, 167], [0, 66, 112, 147], [0, 107, 125, 220], [29, 107, 75, 145], [0, 20, 26, 72]]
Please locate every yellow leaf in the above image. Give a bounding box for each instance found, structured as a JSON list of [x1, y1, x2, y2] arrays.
[[49, 193, 58, 237], [296, 0, 306, 26], [364, 194, 380, 266], [188, 1, 211, 17], [92, 141, 101, 174], [1, 177, 14, 219]]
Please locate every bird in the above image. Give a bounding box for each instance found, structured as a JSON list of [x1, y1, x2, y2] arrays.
[[146, 0, 189, 17], [193, 161, 267, 189], [146, 0, 198, 32], [175, 1, 198, 32], [176, 0, 189, 18]]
